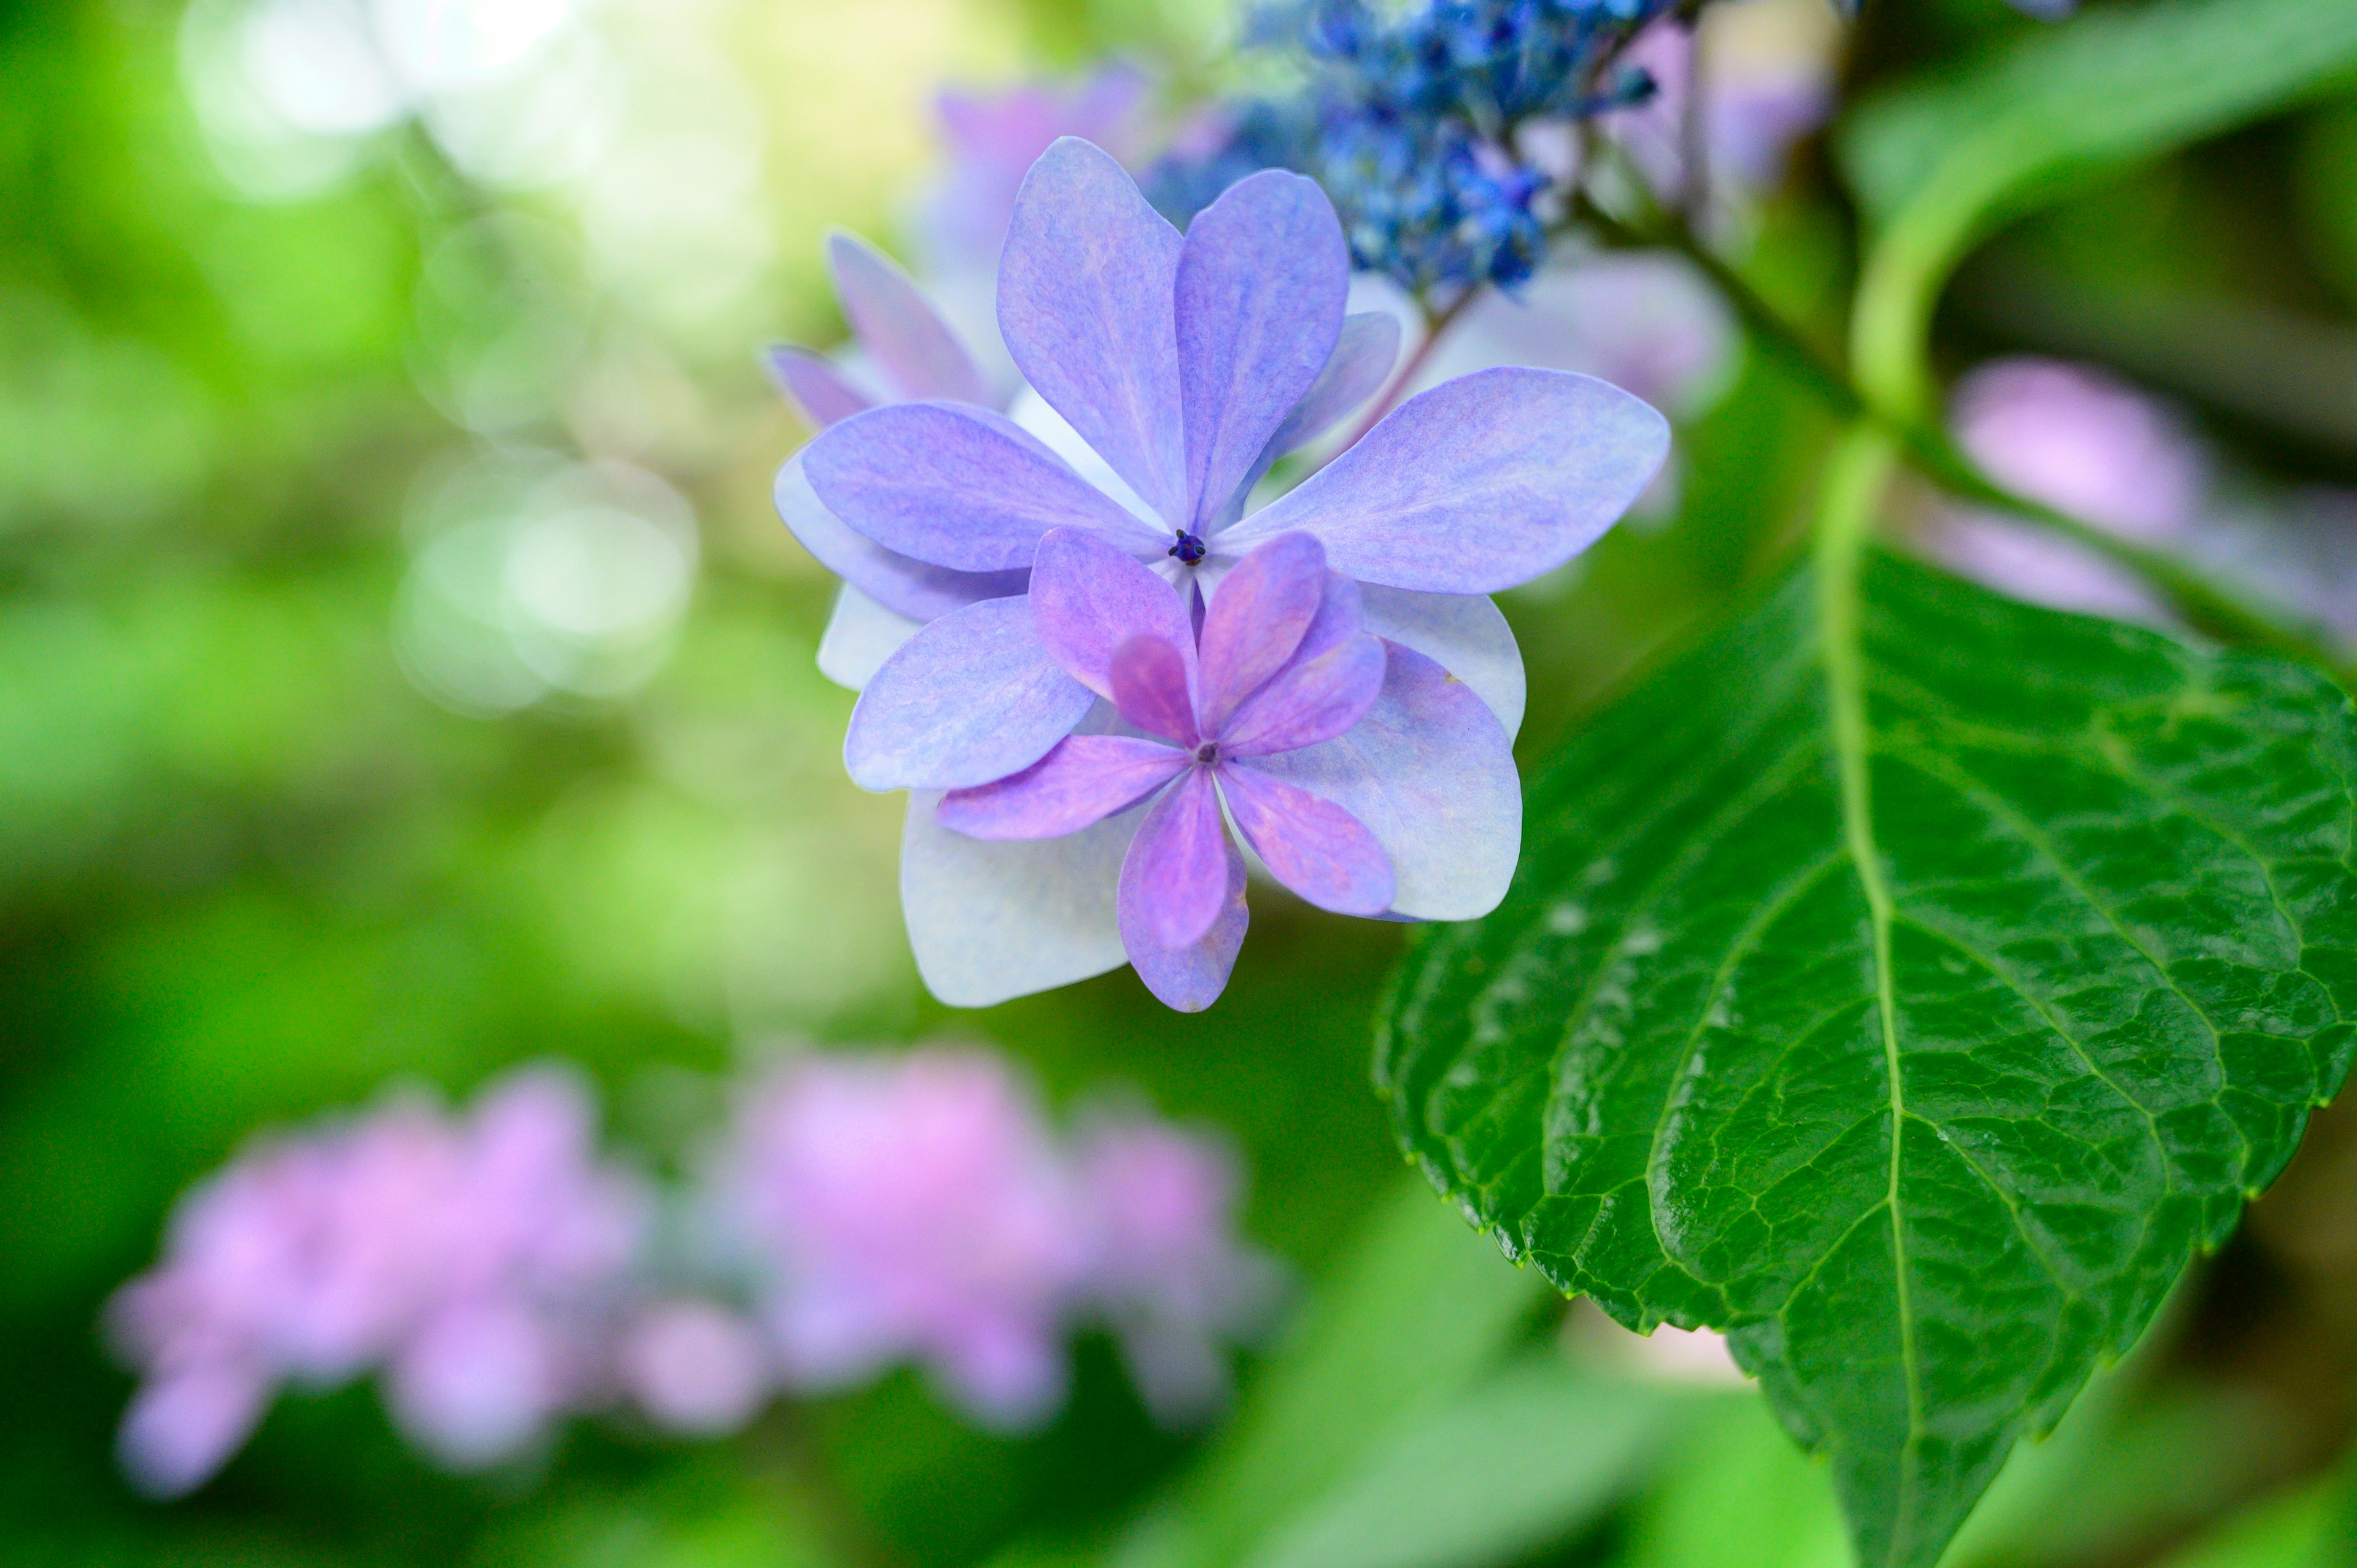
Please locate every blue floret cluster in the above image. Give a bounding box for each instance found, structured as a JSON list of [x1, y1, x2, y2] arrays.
[[1144, 0, 1675, 296]]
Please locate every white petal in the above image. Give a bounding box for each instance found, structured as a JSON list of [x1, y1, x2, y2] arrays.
[[1355, 585, 1526, 739], [900, 792, 1139, 1007], [816, 584, 924, 692]]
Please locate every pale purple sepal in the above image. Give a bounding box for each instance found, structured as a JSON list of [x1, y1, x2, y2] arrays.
[[1219, 631, 1387, 758], [116, 1362, 273, 1500], [937, 735, 1186, 840], [1248, 641, 1520, 920], [845, 597, 1093, 792], [828, 232, 989, 406], [1217, 763, 1393, 916], [999, 137, 1188, 525], [1031, 528, 1196, 701], [765, 347, 875, 428], [1174, 169, 1348, 531], [1355, 586, 1524, 740], [805, 401, 1159, 574], [1195, 530, 1326, 732], [1124, 767, 1230, 949], [1119, 816, 1247, 1013], [817, 584, 924, 693], [1265, 312, 1402, 459], [776, 453, 1026, 623], [1110, 636, 1201, 748], [901, 792, 1135, 1006], [1225, 368, 1670, 593]]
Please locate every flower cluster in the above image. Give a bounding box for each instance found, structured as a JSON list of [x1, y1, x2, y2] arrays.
[[107, 1052, 1272, 1496], [711, 1049, 1279, 1430], [106, 1067, 649, 1497], [775, 137, 1667, 1010], [1144, 0, 1679, 293]]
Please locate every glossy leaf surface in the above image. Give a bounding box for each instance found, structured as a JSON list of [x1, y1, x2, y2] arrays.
[[1379, 552, 2356, 1568]]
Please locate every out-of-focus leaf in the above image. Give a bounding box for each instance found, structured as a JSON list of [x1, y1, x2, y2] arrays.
[[1620, 1393, 1848, 1568], [1245, 1356, 1675, 1568], [1109, 1176, 1550, 1568], [2153, 1470, 2357, 1568], [1841, 0, 2357, 415], [1379, 546, 2357, 1568]]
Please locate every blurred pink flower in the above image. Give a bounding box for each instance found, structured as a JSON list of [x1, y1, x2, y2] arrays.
[[1072, 1113, 1283, 1427], [617, 1300, 775, 1436], [1604, 2, 1841, 208], [712, 1049, 1090, 1431], [1930, 357, 2209, 623], [107, 1065, 649, 1496], [918, 64, 1151, 276]]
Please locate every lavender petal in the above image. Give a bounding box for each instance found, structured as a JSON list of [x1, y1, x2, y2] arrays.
[[1174, 169, 1348, 530], [1109, 636, 1201, 748], [816, 584, 923, 693], [776, 451, 1028, 622], [1218, 631, 1387, 758], [1244, 640, 1519, 920], [827, 232, 988, 405], [1031, 527, 1196, 700], [1355, 585, 1525, 738], [804, 402, 1158, 574], [939, 736, 1187, 840], [1118, 804, 1247, 1013], [901, 792, 1136, 1006], [1217, 763, 1394, 917], [765, 347, 875, 428], [845, 597, 1093, 791], [1223, 368, 1670, 593], [1195, 531, 1327, 735], [998, 137, 1187, 525], [1118, 766, 1229, 950]]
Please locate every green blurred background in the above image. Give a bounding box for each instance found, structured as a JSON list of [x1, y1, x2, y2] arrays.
[[6, 0, 2357, 1564]]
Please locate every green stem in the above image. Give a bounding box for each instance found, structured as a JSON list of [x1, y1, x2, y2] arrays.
[[1577, 194, 2356, 689]]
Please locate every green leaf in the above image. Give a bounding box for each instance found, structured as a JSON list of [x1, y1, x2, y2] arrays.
[[1245, 1358, 1675, 1568], [1840, 0, 2357, 418], [1377, 536, 2356, 1568], [1108, 1176, 1550, 1568]]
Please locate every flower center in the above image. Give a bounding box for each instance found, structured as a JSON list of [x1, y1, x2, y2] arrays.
[[1194, 741, 1218, 765], [1168, 530, 1207, 565]]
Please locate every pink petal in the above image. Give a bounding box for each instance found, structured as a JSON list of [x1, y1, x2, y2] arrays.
[[1031, 527, 1196, 700], [764, 347, 875, 428], [1118, 767, 1229, 951], [1218, 631, 1387, 759], [1110, 636, 1201, 747], [1118, 805, 1248, 1013], [828, 232, 988, 404], [1217, 763, 1394, 917], [1196, 531, 1327, 734], [939, 736, 1188, 840]]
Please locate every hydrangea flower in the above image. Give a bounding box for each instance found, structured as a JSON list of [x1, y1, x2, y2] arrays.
[[1143, 0, 1679, 292], [788, 137, 1666, 1008], [918, 64, 1152, 279], [1070, 1110, 1283, 1425], [939, 530, 1436, 1008], [709, 1048, 1091, 1429], [1928, 357, 2207, 625], [106, 1067, 649, 1495]]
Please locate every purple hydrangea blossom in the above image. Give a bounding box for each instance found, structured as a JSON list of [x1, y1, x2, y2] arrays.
[[1929, 356, 2207, 625], [788, 137, 1666, 1008], [709, 1048, 1091, 1430], [937, 530, 1430, 1009], [1070, 1110, 1282, 1426], [614, 1299, 775, 1436], [918, 64, 1152, 280], [106, 1066, 649, 1496]]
